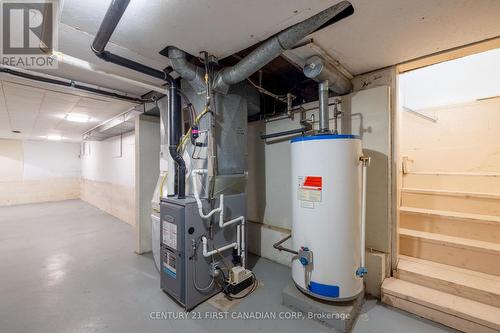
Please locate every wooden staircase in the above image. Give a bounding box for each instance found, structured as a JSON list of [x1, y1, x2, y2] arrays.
[[382, 172, 500, 333]]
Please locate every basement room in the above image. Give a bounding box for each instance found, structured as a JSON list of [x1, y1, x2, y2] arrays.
[[1, 1, 499, 332]]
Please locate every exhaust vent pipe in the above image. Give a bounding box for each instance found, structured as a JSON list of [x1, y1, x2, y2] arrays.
[[318, 80, 330, 133]]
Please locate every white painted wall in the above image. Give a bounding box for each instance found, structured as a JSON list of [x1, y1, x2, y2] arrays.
[[23, 140, 81, 180], [81, 132, 135, 187], [80, 132, 136, 225], [135, 115, 160, 254], [0, 139, 81, 206], [401, 48, 500, 110]]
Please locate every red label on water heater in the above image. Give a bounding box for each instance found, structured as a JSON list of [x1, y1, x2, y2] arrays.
[[303, 176, 322, 189]]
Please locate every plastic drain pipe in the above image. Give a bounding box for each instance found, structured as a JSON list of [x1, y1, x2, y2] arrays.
[[191, 169, 221, 219], [192, 169, 246, 267], [357, 156, 371, 277], [201, 237, 238, 257]]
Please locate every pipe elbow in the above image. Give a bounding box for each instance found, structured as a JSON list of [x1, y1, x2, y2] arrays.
[[168, 146, 185, 169], [212, 2, 353, 94], [167, 47, 206, 93]]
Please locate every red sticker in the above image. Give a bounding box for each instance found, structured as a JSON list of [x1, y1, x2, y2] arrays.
[[303, 176, 322, 189]]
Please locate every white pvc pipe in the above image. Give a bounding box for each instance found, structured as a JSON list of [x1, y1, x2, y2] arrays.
[[191, 169, 221, 219], [201, 236, 238, 257], [192, 169, 246, 267], [241, 217, 246, 268], [237, 225, 241, 256], [218, 192, 246, 228], [360, 161, 368, 269]]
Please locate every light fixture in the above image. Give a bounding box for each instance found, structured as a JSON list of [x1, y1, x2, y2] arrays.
[[65, 113, 91, 123], [47, 134, 62, 141]]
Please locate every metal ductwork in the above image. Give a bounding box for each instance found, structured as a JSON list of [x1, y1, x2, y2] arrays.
[[318, 80, 330, 133], [167, 1, 353, 94], [166, 47, 206, 93], [213, 1, 353, 93], [303, 55, 352, 95]]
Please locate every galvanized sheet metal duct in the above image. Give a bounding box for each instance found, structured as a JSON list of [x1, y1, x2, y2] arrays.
[[212, 1, 353, 94], [168, 1, 353, 95], [303, 55, 352, 95]]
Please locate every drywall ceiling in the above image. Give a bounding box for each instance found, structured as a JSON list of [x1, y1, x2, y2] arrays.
[[0, 74, 137, 142], [50, 0, 500, 95], [288, 0, 500, 75]]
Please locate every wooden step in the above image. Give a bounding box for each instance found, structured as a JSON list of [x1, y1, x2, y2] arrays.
[[382, 277, 500, 333], [403, 172, 500, 194], [399, 228, 500, 276], [396, 255, 500, 307], [401, 189, 500, 216], [400, 207, 500, 243]]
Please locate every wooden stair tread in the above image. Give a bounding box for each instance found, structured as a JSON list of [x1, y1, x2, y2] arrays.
[[405, 172, 500, 177], [382, 277, 500, 331], [400, 207, 500, 224], [397, 255, 500, 296], [400, 228, 500, 254], [401, 188, 500, 200]]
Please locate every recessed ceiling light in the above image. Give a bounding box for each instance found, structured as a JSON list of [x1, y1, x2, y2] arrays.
[[47, 134, 62, 141], [65, 113, 90, 123]]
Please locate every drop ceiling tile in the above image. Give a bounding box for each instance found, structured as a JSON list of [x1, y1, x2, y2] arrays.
[[44, 90, 81, 103], [2, 82, 45, 100], [1, 77, 137, 141]]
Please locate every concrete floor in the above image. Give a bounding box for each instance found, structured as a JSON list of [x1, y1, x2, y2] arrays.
[[0, 200, 459, 333]]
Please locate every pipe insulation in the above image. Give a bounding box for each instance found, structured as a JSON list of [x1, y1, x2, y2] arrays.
[[0, 65, 144, 103], [167, 1, 353, 94], [92, 0, 130, 54], [166, 47, 206, 93], [92, 0, 186, 198], [213, 1, 353, 93], [303, 55, 352, 95], [168, 80, 186, 199]]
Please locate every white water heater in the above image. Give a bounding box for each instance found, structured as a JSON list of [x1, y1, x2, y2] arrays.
[[290, 134, 365, 301]]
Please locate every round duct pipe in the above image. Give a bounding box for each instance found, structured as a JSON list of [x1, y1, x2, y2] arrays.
[[303, 55, 352, 95]]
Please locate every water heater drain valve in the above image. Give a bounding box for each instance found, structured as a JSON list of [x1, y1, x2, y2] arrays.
[[356, 267, 368, 277], [298, 247, 313, 266]]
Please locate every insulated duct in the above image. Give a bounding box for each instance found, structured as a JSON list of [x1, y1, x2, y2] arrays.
[[303, 55, 352, 95], [166, 47, 206, 93], [168, 1, 354, 94], [91, 0, 186, 198], [213, 1, 353, 93]]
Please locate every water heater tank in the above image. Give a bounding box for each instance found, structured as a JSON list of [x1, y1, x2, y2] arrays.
[[291, 134, 363, 301]]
